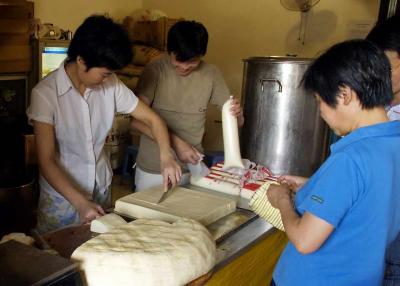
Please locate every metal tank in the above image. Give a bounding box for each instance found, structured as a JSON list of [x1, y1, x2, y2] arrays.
[[240, 57, 329, 177]]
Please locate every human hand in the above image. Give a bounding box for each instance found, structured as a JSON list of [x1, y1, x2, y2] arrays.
[[230, 97, 244, 127], [174, 139, 203, 164], [278, 175, 308, 192], [267, 184, 292, 209], [160, 153, 182, 191], [76, 199, 105, 224]]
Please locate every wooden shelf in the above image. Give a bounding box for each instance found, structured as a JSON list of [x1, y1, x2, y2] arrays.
[[0, 0, 33, 73]]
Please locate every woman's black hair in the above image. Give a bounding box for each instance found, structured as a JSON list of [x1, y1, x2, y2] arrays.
[[303, 39, 393, 109], [367, 15, 400, 54], [67, 15, 132, 70]]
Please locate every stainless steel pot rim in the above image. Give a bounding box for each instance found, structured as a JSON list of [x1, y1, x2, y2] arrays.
[[243, 56, 313, 63]]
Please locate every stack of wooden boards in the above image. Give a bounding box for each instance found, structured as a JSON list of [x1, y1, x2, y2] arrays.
[[0, 1, 33, 73]]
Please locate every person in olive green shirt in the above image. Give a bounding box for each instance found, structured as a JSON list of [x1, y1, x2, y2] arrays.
[[131, 20, 244, 191]]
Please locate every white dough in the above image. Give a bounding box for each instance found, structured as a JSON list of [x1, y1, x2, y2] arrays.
[[190, 175, 240, 196], [71, 218, 217, 286], [0, 232, 35, 246], [222, 98, 244, 170], [90, 213, 127, 234]]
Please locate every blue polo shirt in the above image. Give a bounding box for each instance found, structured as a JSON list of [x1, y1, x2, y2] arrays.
[[273, 121, 400, 286]]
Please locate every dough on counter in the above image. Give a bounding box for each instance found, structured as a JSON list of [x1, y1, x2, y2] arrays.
[[0, 232, 35, 246], [115, 186, 236, 226], [90, 213, 127, 233], [72, 218, 217, 286]]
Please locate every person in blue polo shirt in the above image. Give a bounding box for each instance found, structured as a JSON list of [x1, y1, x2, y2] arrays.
[[267, 40, 400, 286]]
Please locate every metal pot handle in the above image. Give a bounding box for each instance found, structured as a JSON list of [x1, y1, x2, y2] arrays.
[[260, 78, 282, 93]]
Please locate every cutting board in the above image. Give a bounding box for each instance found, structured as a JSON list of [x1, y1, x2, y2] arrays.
[[115, 186, 237, 226]]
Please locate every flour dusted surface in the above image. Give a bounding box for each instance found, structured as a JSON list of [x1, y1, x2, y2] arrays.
[[71, 218, 217, 286]]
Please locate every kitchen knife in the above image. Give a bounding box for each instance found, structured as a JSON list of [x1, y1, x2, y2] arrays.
[[157, 184, 172, 204]]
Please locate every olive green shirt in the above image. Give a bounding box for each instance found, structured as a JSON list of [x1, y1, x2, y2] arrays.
[[136, 55, 230, 173]]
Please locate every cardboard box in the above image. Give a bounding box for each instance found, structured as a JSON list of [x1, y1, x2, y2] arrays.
[[127, 17, 182, 50]]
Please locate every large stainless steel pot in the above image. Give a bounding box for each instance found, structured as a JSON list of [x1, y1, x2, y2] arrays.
[[240, 57, 329, 176]]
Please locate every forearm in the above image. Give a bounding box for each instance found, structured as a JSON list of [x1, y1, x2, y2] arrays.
[[132, 96, 190, 155], [170, 132, 188, 151], [132, 118, 186, 153], [277, 197, 304, 248], [131, 118, 154, 140], [145, 116, 173, 157], [38, 158, 87, 207]]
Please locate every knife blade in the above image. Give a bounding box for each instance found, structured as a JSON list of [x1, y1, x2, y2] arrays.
[[157, 184, 172, 204]]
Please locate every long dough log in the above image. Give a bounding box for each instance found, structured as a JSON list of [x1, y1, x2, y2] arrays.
[[222, 98, 244, 170]]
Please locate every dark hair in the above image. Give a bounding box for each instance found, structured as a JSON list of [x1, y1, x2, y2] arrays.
[[303, 39, 392, 109], [67, 15, 132, 70], [366, 15, 400, 54], [167, 20, 208, 62]]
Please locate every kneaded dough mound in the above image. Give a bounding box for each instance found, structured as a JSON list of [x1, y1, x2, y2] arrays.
[[0, 232, 35, 246], [72, 218, 217, 286]]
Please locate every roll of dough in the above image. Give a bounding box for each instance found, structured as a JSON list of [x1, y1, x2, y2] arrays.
[[222, 97, 244, 170]]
